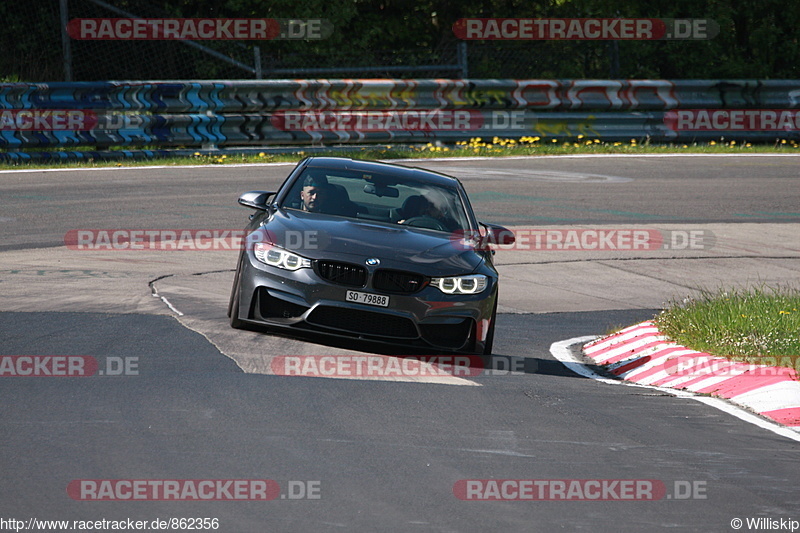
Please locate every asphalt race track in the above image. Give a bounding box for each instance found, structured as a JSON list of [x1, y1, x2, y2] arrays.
[[1, 155, 799, 532]]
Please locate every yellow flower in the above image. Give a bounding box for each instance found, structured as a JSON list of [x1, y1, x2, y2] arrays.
[[259, 152, 265, 157]]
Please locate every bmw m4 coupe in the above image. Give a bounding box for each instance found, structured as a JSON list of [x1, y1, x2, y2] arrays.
[[228, 157, 514, 355]]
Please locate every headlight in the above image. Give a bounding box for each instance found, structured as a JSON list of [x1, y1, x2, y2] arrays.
[[430, 274, 488, 294], [254, 243, 311, 271]]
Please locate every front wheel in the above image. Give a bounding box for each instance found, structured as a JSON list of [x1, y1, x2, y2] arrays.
[[228, 254, 245, 329], [482, 300, 497, 355]]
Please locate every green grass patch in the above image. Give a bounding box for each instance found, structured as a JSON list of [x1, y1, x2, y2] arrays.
[[655, 286, 800, 370], [0, 137, 799, 171]]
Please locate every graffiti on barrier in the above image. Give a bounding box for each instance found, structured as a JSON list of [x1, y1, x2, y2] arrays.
[[1, 79, 799, 153]]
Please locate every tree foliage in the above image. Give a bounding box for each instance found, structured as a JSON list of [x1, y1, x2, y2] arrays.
[[0, 0, 798, 80]]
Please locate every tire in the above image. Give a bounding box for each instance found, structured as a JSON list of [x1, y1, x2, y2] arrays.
[[228, 254, 245, 329], [482, 299, 498, 356]]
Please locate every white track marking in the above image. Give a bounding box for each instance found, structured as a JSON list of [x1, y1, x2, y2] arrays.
[[1, 153, 797, 175], [0, 162, 298, 174], [389, 153, 800, 163], [150, 285, 184, 316]]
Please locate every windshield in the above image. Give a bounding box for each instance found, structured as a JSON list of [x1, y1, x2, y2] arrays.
[[282, 167, 471, 233]]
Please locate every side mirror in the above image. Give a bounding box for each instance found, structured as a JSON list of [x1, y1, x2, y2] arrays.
[[482, 223, 515, 246], [238, 191, 276, 211]]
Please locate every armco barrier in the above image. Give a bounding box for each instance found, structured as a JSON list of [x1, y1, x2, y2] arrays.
[[1, 79, 799, 158]]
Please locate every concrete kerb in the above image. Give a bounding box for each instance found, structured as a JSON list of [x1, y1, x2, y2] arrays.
[[582, 320, 800, 431]]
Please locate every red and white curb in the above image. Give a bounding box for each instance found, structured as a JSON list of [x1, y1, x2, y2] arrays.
[[582, 321, 800, 432]]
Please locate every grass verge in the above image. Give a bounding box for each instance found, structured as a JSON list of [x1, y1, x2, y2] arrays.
[[655, 286, 800, 371], [1, 136, 799, 171]]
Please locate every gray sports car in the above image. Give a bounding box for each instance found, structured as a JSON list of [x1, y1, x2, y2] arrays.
[[227, 157, 514, 355]]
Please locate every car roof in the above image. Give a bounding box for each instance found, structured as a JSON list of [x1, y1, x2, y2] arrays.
[[303, 157, 461, 188]]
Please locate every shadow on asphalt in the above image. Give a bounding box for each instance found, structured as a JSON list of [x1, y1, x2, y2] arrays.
[[237, 319, 607, 380]]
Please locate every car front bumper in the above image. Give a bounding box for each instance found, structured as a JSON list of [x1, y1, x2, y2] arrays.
[[234, 251, 496, 353]]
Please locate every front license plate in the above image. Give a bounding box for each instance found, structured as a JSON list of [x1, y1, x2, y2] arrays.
[[346, 290, 389, 307]]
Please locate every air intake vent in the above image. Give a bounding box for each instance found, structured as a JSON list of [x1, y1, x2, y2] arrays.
[[307, 306, 418, 339], [373, 269, 426, 294]]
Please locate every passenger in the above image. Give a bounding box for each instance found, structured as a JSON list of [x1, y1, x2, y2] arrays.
[[398, 194, 459, 231]]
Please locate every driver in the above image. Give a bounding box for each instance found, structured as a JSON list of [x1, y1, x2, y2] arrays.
[[299, 173, 330, 213]]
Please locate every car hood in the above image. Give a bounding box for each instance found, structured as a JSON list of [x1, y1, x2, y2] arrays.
[[255, 209, 483, 274]]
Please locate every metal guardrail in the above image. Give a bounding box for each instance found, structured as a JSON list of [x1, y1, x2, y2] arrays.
[[1, 79, 799, 160]]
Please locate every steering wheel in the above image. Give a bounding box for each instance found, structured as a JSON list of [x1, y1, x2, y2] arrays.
[[401, 216, 447, 231]]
